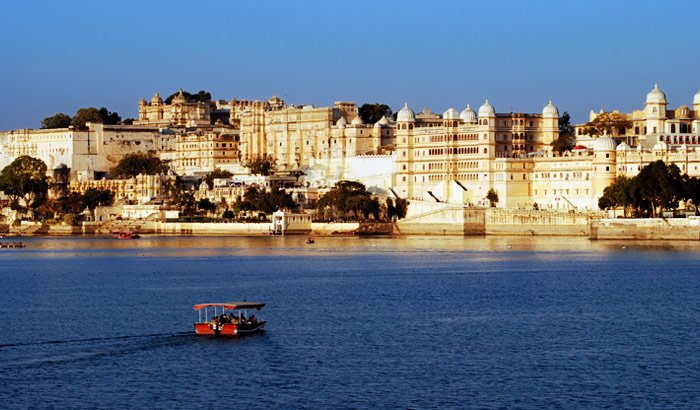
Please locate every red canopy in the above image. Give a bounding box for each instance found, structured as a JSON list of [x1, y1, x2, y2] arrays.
[[193, 302, 265, 311]]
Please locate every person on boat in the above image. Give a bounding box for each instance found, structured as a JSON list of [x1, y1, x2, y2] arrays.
[[250, 315, 257, 324]]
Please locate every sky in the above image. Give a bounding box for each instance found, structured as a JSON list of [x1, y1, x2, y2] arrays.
[[1, 0, 698, 130]]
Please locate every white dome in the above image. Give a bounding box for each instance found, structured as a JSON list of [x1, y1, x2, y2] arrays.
[[460, 104, 477, 123], [592, 136, 617, 151], [646, 84, 666, 104], [616, 142, 631, 151], [375, 116, 389, 127], [442, 108, 459, 120], [351, 116, 364, 125], [397, 103, 415, 122], [652, 140, 668, 151], [336, 117, 347, 128], [478, 100, 495, 117], [542, 100, 559, 118], [693, 91, 700, 105]]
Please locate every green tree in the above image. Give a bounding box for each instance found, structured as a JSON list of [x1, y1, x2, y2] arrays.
[[165, 90, 212, 104], [386, 197, 396, 220], [111, 153, 164, 178], [198, 198, 217, 213], [682, 175, 700, 215], [121, 118, 135, 125], [51, 164, 71, 195], [204, 168, 233, 189], [83, 188, 115, 210], [316, 180, 383, 221], [486, 188, 499, 207], [580, 111, 632, 137], [245, 156, 276, 176], [0, 156, 49, 213], [633, 160, 684, 218], [551, 111, 575, 153], [358, 103, 392, 125], [41, 113, 72, 129], [394, 197, 409, 219], [71, 107, 121, 128], [56, 191, 86, 215]]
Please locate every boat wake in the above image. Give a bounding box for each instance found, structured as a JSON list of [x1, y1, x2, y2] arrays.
[[0, 332, 195, 371], [0, 331, 193, 349]]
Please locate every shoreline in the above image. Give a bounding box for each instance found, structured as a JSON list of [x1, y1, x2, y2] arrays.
[[3, 217, 700, 241]]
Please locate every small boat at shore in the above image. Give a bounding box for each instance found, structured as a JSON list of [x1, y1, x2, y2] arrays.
[[0, 242, 25, 248], [193, 302, 266, 336], [117, 231, 140, 239]]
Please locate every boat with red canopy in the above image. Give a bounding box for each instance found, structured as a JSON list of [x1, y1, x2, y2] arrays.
[[193, 302, 266, 336]]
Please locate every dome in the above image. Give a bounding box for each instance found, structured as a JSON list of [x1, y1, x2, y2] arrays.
[[652, 140, 668, 151], [336, 117, 347, 128], [542, 100, 559, 118], [150, 91, 163, 105], [351, 116, 364, 125], [694, 91, 700, 105], [442, 108, 459, 120], [646, 83, 666, 104], [616, 142, 631, 151], [592, 136, 617, 151], [460, 104, 477, 123], [478, 100, 495, 117], [397, 103, 415, 122]]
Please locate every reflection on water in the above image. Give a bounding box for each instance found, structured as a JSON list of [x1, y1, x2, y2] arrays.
[[2, 234, 700, 258]]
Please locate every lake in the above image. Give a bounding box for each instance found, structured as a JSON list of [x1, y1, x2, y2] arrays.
[[0, 236, 698, 408]]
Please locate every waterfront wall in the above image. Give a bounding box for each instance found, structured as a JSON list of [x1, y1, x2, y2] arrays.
[[590, 218, 700, 240], [485, 209, 601, 236], [397, 201, 602, 236]]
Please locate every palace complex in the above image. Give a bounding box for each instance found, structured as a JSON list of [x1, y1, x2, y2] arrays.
[[2, 84, 700, 212]]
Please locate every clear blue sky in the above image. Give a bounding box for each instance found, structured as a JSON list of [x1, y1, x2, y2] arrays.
[[1, 0, 698, 130]]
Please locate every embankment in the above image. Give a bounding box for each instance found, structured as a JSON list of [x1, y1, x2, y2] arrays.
[[590, 218, 700, 240]]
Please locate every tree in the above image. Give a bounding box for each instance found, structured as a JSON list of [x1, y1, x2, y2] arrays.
[[486, 188, 499, 207], [358, 103, 392, 125], [97, 107, 121, 125], [71, 107, 121, 128], [245, 156, 276, 176], [83, 188, 114, 210], [316, 180, 383, 221], [164, 90, 212, 104], [598, 175, 635, 217], [633, 160, 684, 217], [682, 175, 700, 215], [198, 198, 217, 214], [111, 153, 164, 178], [121, 118, 135, 125], [579, 111, 632, 137], [41, 113, 72, 129], [51, 164, 71, 195], [239, 185, 297, 215], [386, 197, 396, 220], [551, 111, 575, 153], [0, 156, 49, 213], [394, 197, 409, 219], [204, 168, 233, 189]]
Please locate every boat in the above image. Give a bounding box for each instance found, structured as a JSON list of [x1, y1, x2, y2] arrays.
[[117, 231, 141, 239], [193, 302, 266, 336], [0, 242, 25, 248], [306, 237, 315, 244]]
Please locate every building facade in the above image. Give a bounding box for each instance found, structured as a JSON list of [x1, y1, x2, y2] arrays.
[[0, 123, 171, 180], [135, 90, 211, 127], [393, 100, 559, 206]]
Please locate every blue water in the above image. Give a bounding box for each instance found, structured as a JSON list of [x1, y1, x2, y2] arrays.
[[0, 236, 698, 408]]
